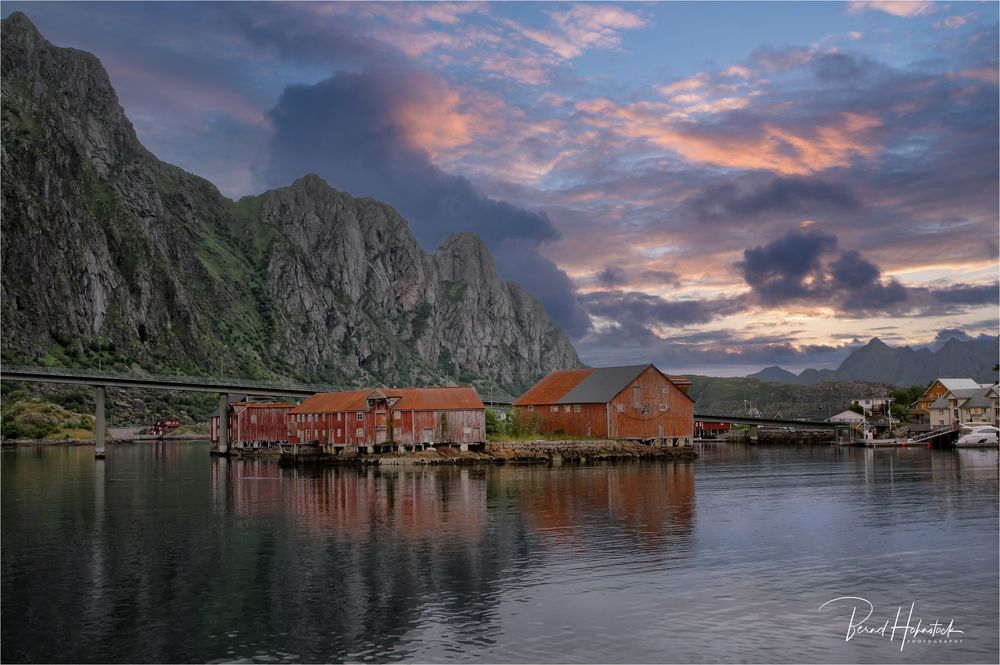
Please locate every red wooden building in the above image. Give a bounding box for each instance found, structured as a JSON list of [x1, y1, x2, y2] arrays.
[[513, 364, 694, 444], [211, 400, 293, 449], [288, 386, 486, 452]]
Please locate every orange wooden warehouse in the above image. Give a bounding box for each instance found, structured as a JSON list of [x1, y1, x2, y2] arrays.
[[288, 386, 486, 452], [513, 364, 694, 444]]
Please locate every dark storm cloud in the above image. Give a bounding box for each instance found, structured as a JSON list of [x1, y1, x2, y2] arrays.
[[596, 266, 628, 288], [739, 230, 839, 303], [683, 177, 860, 223], [594, 266, 680, 289], [581, 290, 745, 328], [492, 240, 592, 337], [739, 229, 996, 317], [266, 67, 559, 248], [265, 66, 590, 336], [931, 283, 999, 305]]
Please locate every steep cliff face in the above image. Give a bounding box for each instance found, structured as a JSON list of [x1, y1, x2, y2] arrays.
[[0, 12, 582, 392], [235, 176, 580, 388]]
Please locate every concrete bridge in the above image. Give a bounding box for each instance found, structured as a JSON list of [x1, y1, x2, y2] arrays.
[[693, 414, 839, 429], [0, 364, 344, 454]]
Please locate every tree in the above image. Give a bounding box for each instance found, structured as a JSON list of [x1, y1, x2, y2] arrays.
[[485, 409, 503, 435]]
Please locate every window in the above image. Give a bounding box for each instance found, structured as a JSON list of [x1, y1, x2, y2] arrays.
[[616, 403, 624, 413], [394, 411, 401, 420], [337, 428, 342, 438], [338, 412, 342, 421], [527, 405, 534, 412], [356, 412, 364, 421], [659, 403, 668, 412], [394, 427, 401, 437], [551, 406, 559, 412], [250, 414, 257, 424], [356, 428, 365, 439], [632, 385, 641, 408], [308, 414, 314, 423], [463, 427, 472, 435], [563, 405, 571, 413], [574, 404, 581, 413]]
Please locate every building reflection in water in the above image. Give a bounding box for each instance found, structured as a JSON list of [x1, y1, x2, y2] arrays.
[[206, 459, 696, 659]]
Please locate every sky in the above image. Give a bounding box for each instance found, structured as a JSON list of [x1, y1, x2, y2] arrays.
[[6, 1, 998, 376]]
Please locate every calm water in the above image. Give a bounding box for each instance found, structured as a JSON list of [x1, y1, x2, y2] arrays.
[[1, 442, 997, 664]]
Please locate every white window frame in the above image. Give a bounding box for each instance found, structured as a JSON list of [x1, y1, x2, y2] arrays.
[[527, 405, 534, 412], [356, 412, 364, 421], [356, 428, 365, 439], [563, 405, 571, 413], [574, 404, 581, 413], [551, 406, 559, 412], [659, 403, 668, 412], [250, 414, 258, 424]]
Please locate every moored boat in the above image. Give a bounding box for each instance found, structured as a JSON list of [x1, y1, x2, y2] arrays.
[[955, 424, 999, 448]]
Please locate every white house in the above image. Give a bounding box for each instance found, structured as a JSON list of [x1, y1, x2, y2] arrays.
[[850, 397, 893, 416]]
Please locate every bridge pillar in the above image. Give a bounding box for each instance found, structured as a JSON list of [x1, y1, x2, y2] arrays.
[[95, 386, 106, 450], [749, 425, 759, 443], [218, 392, 229, 455]]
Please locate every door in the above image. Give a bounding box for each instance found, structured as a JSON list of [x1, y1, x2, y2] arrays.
[[422, 427, 433, 444], [658, 425, 664, 440], [375, 411, 387, 444]]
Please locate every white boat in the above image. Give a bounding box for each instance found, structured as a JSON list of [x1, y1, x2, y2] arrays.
[[955, 424, 1000, 448]]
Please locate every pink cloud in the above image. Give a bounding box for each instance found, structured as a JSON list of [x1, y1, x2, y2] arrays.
[[576, 95, 883, 175], [847, 1, 935, 18]]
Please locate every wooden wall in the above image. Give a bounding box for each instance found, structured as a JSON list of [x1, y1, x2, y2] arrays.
[[608, 366, 693, 440], [231, 405, 291, 446], [513, 366, 693, 441], [513, 403, 609, 438], [290, 408, 485, 447]]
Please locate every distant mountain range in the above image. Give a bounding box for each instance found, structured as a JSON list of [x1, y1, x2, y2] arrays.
[[746, 337, 999, 386]]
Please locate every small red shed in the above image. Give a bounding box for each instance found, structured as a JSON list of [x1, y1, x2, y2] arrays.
[[211, 400, 293, 449], [288, 386, 486, 451], [513, 364, 694, 444]]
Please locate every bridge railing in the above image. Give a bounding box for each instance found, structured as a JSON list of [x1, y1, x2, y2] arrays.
[[0, 364, 346, 393]]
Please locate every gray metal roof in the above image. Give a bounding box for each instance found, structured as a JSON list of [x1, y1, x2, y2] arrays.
[[557, 365, 650, 404], [962, 394, 992, 408], [938, 379, 981, 391], [929, 396, 951, 409]]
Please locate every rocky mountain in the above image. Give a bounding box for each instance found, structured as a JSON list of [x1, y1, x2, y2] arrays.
[[746, 336, 999, 386], [0, 12, 581, 394], [744, 366, 801, 384]]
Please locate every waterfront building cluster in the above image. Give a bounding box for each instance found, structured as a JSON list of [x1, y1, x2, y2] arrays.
[[924, 380, 999, 428], [210, 364, 696, 454]]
